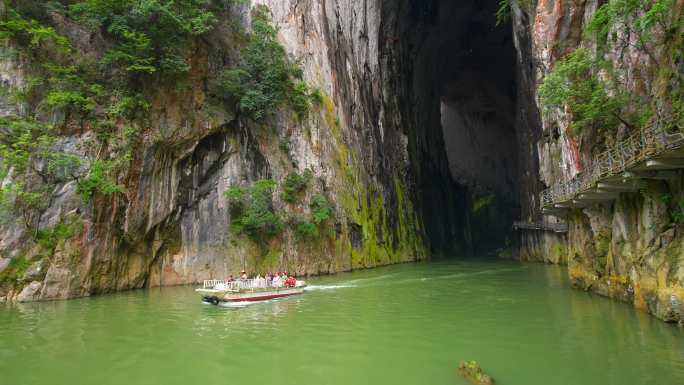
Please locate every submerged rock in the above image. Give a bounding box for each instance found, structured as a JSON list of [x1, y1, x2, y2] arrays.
[[458, 360, 495, 385]]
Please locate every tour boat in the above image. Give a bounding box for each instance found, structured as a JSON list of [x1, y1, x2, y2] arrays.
[[196, 278, 307, 304]]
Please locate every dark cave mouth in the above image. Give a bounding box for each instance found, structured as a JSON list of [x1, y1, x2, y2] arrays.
[[402, 0, 520, 256]]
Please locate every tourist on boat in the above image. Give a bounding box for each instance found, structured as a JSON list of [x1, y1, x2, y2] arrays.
[[272, 273, 282, 287], [285, 276, 296, 287], [227, 274, 235, 282], [265, 273, 273, 287], [240, 270, 248, 281], [255, 274, 266, 288]]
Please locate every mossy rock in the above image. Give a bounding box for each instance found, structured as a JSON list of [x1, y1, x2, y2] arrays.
[[458, 360, 495, 385]]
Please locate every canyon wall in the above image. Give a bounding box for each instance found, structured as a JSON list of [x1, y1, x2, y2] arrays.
[[0, 0, 428, 302], [2, 0, 682, 326], [515, 0, 684, 323]]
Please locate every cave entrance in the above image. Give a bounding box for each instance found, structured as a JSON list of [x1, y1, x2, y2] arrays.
[[401, 0, 520, 256]]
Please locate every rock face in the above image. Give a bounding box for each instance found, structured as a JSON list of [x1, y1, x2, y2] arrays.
[[513, 0, 684, 323], [1, 0, 526, 301], [1, 0, 432, 301]]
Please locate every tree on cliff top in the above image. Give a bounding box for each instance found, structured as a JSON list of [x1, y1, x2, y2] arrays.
[[67, 0, 217, 78]]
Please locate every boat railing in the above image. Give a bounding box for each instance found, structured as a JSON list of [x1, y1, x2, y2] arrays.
[[203, 279, 225, 289], [202, 279, 288, 291]]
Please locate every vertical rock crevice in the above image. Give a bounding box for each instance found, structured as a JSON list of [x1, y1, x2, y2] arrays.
[[378, 0, 524, 256]]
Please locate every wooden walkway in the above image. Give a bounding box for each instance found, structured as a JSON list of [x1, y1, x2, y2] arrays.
[[540, 124, 684, 213], [513, 221, 568, 233]]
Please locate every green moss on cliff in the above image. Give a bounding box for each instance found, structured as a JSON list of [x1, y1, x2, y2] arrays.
[[314, 92, 426, 268], [0, 256, 31, 286], [549, 242, 567, 263], [36, 217, 82, 255]]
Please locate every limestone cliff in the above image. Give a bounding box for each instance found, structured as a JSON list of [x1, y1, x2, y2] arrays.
[[515, 0, 684, 323], [0, 0, 427, 302]]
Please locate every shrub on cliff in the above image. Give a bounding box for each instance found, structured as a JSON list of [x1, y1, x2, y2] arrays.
[[0, 7, 71, 57], [219, 5, 316, 121], [0, 256, 31, 287], [0, 115, 86, 227], [76, 159, 125, 201], [226, 179, 283, 244], [286, 193, 332, 240], [310, 193, 332, 224], [67, 0, 217, 78], [538, 48, 628, 136], [541, 0, 682, 135], [586, 0, 676, 52], [281, 169, 312, 203], [290, 216, 318, 240]]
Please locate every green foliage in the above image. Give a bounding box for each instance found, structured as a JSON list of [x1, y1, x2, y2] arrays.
[[309, 87, 323, 104], [310, 193, 331, 224], [288, 193, 331, 241], [218, 5, 313, 120], [541, 0, 681, 136], [226, 186, 246, 202], [76, 159, 125, 201], [225, 179, 282, 243], [227, 0, 251, 6], [495, 0, 510, 27], [67, 0, 218, 78], [0, 116, 42, 177], [0, 256, 31, 285], [0, 8, 70, 55], [281, 169, 312, 203], [661, 194, 684, 224], [538, 48, 630, 135], [106, 92, 150, 119], [0, 116, 84, 225], [40, 63, 106, 118], [101, 29, 157, 74], [293, 217, 318, 240], [225, 177, 332, 243], [45, 90, 94, 112], [586, 0, 675, 49], [35, 217, 81, 252], [291, 81, 313, 118], [0, 1, 222, 234], [472, 194, 495, 213]]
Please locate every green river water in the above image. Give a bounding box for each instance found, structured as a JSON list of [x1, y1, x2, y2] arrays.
[[1, 260, 683, 385]]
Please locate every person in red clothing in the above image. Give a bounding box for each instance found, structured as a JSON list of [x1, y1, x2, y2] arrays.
[[285, 276, 296, 287]]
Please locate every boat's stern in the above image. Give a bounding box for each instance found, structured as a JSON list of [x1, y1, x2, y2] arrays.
[[196, 288, 226, 305]]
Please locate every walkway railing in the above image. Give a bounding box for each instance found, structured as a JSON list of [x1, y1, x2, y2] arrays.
[[513, 221, 568, 233], [541, 124, 684, 208]]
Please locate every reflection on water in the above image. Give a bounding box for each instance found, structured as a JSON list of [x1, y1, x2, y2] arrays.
[[1, 260, 683, 385]]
